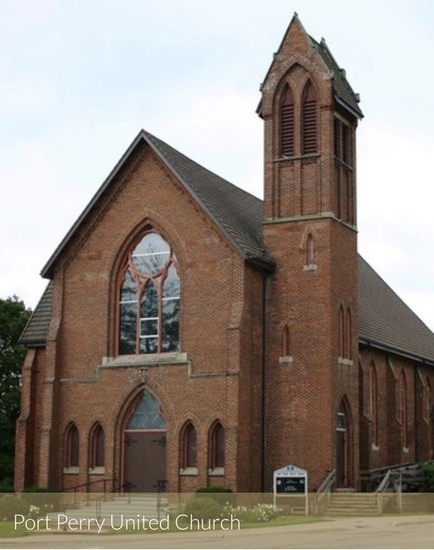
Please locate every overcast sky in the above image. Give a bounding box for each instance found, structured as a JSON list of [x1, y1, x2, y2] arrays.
[[1, 0, 434, 332]]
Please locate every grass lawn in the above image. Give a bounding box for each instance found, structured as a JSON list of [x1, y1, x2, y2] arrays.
[[0, 522, 28, 538], [102, 514, 326, 535]]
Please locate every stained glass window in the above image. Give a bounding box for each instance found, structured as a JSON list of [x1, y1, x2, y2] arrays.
[[119, 231, 180, 355], [127, 391, 166, 430]]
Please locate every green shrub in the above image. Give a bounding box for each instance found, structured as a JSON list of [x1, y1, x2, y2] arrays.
[[195, 486, 233, 506], [423, 463, 434, 492], [182, 496, 223, 521], [0, 494, 30, 521], [22, 488, 64, 515], [223, 503, 282, 523], [196, 486, 232, 493]]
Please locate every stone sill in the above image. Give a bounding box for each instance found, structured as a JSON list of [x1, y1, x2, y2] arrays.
[[279, 356, 293, 365], [102, 352, 188, 368], [63, 467, 79, 475], [208, 468, 225, 476], [88, 467, 105, 475], [338, 357, 354, 367], [179, 467, 198, 476]]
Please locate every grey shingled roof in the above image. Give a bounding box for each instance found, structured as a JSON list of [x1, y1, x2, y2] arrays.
[[359, 256, 434, 365], [310, 36, 363, 119], [19, 282, 52, 346], [143, 131, 274, 268]]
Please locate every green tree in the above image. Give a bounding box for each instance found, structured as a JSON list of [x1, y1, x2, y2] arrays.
[[0, 296, 31, 490]]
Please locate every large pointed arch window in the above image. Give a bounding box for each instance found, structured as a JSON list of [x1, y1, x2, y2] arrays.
[[302, 81, 317, 154], [280, 85, 295, 157], [119, 231, 180, 355]]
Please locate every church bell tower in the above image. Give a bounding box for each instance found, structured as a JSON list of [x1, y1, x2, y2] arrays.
[[259, 14, 363, 490]]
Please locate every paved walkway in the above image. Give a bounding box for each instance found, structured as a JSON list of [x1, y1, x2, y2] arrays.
[[2, 514, 434, 549]]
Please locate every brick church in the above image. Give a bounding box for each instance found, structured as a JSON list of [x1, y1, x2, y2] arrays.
[[16, 15, 434, 494]]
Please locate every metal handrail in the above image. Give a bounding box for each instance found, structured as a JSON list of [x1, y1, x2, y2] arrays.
[[376, 469, 391, 493], [317, 469, 336, 494], [62, 477, 119, 494]]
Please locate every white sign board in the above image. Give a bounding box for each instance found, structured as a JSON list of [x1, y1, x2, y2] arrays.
[[273, 464, 308, 515]]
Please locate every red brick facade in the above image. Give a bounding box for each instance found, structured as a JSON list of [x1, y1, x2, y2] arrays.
[[15, 15, 434, 494]]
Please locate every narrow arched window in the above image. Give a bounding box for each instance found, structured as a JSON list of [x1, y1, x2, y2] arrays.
[[346, 308, 352, 360], [182, 423, 197, 469], [424, 378, 431, 423], [280, 85, 295, 157], [338, 306, 345, 358], [397, 371, 408, 449], [210, 422, 225, 469], [302, 81, 317, 154], [306, 234, 315, 265], [118, 231, 180, 355], [282, 324, 290, 356], [65, 424, 79, 468], [90, 424, 105, 469], [369, 363, 378, 446]]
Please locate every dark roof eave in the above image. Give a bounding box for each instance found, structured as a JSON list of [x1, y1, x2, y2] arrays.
[[359, 337, 434, 367], [246, 254, 276, 272], [334, 94, 363, 120], [19, 338, 47, 348]]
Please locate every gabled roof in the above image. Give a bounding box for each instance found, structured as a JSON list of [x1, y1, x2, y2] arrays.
[[41, 130, 274, 279], [358, 256, 434, 365]]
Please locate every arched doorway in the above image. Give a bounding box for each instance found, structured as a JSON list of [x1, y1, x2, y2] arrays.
[[122, 390, 166, 492], [336, 400, 352, 488]]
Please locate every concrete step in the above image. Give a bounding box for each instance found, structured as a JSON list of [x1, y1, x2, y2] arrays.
[[48, 495, 169, 523]]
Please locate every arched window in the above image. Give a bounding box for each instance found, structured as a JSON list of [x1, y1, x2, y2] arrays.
[[306, 234, 315, 266], [424, 378, 431, 423], [282, 324, 290, 356], [90, 424, 105, 469], [118, 231, 180, 355], [182, 422, 197, 469], [280, 85, 295, 157], [338, 306, 345, 358], [65, 424, 79, 468], [210, 422, 225, 469], [126, 391, 166, 430], [369, 363, 378, 446], [302, 81, 317, 154], [346, 308, 352, 360], [397, 371, 408, 449]]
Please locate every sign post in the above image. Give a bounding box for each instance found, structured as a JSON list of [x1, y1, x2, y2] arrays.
[[273, 464, 308, 515]]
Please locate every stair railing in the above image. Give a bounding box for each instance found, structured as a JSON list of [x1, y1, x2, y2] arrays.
[[375, 468, 391, 514], [63, 478, 119, 508], [315, 469, 336, 514]]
